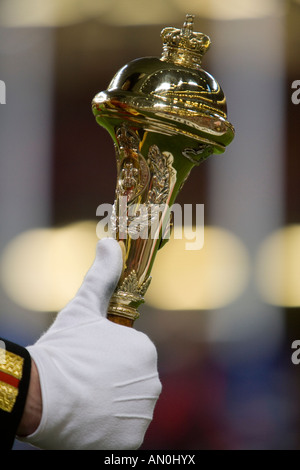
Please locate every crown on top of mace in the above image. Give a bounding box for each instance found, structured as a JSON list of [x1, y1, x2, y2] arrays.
[[161, 14, 211, 69]]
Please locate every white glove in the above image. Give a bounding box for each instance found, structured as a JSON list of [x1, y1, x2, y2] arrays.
[[20, 238, 161, 450]]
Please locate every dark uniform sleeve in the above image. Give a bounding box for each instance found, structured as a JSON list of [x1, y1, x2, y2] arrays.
[[0, 338, 31, 450]]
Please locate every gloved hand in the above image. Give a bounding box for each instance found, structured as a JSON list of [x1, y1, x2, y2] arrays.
[[20, 238, 161, 450]]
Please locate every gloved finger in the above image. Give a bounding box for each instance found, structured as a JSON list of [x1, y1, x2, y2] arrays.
[[75, 237, 123, 316]]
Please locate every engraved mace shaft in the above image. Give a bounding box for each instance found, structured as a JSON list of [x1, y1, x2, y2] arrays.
[[92, 15, 234, 327]]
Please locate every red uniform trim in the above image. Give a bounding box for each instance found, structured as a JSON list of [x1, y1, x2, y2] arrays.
[[0, 370, 20, 389]]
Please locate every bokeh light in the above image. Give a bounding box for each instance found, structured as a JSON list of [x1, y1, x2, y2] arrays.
[[0, 221, 98, 312], [146, 225, 250, 311], [256, 225, 300, 307]]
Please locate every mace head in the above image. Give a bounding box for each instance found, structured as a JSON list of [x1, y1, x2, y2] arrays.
[[93, 14, 234, 158]]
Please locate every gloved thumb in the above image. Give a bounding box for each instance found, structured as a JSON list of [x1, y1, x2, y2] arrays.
[[74, 237, 123, 316]]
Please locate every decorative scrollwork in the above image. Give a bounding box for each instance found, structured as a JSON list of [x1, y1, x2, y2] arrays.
[[111, 132, 175, 308], [112, 140, 176, 236], [115, 124, 149, 204], [120, 162, 139, 190], [117, 270, 152, 299], [147, 145, 175, 205], [116, 125, 140, 156]]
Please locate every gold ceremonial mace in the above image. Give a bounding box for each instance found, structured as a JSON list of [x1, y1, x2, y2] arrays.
[[92, 15, 234, 327]]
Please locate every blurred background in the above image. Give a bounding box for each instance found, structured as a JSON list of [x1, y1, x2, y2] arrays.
[[0, 0, 299, 450]]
